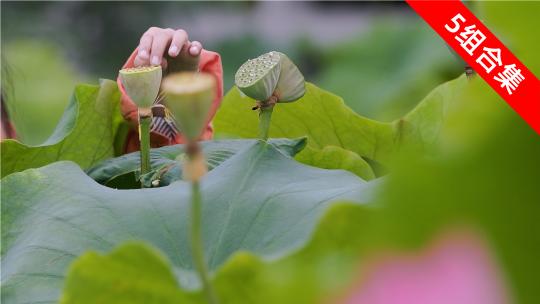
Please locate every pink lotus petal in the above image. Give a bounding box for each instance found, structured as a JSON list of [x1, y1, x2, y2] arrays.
[[339, 229, 512, 304]]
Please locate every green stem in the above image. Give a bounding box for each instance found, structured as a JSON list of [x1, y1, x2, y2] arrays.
[[139, 113, 152, 186], [191, 181, 219, 304], [258, 105, 274, 141]]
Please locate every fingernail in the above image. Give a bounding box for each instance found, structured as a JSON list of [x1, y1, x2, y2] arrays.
[[151, 56, 160, 65], [169, 45, 178, 55], [139, 49, 149, 58], [190, 46, 199, 56]]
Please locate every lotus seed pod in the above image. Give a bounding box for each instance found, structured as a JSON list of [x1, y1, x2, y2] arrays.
[[235, 51, 281, 101], [273, 52, 305, 102], [161, 72, 216, 141], [235, 51, 305, 103], [119, 66, 162, 108]]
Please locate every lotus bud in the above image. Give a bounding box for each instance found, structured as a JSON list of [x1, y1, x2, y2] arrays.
[[161, 72, 216, 141], [235, 51, 305, 103], [119, 66, 162, 109]]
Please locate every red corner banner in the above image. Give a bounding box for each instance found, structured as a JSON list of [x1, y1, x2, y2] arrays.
[[407, 0, 540, 135]]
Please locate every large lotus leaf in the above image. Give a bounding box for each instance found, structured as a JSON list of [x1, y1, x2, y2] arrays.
[[64, 77, 540, 304], [1, 79, 121, 178], [214, 78, 467, 168], [61, 203, 372, 304], [295, 145, 375, 181], [1, 141, 377, 304], [61, 242, 196, 304], [87, 138, 306, 188]]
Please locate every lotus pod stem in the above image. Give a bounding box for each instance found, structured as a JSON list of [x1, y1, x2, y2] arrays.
[[138, 108, 152, 184], [190, 180, 218, 304], [119, 66, 162, 186], [185, 150, 218, 304], [256, 95, 278, 141], [182, 144, 208, 182], [181, 142, 218, 304]]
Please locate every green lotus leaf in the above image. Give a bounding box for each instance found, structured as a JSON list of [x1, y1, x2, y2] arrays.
[[215, 78, 468, 173], [87, 138, 307, 188], [63, 74, 540, 304], [1, 141, 377, 304], [1, 79, 121, 178], [61, 242, 196, 304], [296, 145, 375, 181]]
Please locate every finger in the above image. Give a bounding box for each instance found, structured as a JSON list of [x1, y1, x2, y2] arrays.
[[189, 40, 202, 56], [161, 57, 168, 70], [137, 31, 153, 60], [168, 29, 188, 57], [150, 30, 173, 66], [134, 55, 150, 67]]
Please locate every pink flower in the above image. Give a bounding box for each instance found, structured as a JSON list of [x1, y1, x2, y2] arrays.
[[340, 230, 511, 304]]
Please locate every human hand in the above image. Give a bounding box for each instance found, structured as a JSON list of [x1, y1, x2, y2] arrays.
[[134, 27, 202, 71]]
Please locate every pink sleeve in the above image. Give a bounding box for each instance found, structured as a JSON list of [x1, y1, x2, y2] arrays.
[[198, 49, 224, 128]]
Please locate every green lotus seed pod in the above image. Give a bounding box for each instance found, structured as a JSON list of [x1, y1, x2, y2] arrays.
[[273, 52, 305, 102], [234, 51, 305, 103], [235, 51, 281, 101], [161, 72, 216, 141], [119, 66, 162, 108]]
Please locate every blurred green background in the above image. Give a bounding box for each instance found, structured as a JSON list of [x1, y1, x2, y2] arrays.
[[3, 1, 538, 145], [1, 1, 463, 145]]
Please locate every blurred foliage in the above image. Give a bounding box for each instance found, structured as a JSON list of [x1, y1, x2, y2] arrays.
[[61, 242, 196, 304], [2, 41, 90, 144], [310, 21, 462, 121], [9, 2, 529, 145], [479, 2, 540, 76], [0, 1, 249, 79]]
